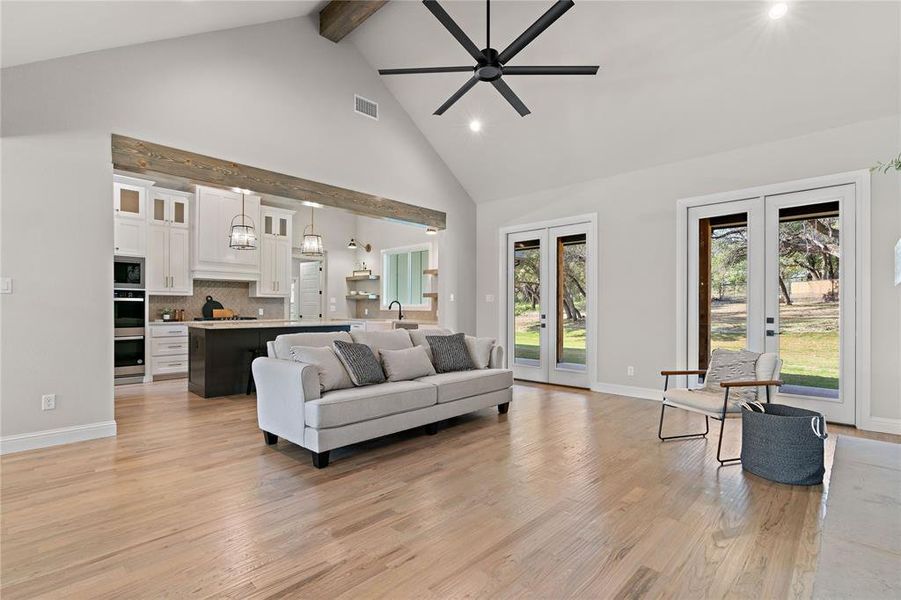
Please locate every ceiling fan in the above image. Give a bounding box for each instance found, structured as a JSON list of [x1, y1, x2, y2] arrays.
[[378, 0, 598, 117]]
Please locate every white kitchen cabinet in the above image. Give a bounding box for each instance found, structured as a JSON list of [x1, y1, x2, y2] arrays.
[[251, 206, 294, 298], [150, 324, 188, 379], [150, 188, 190, 229], [146, 188, 192, 295], [113, 175, 153, 257], [193, 185, 261, 280]]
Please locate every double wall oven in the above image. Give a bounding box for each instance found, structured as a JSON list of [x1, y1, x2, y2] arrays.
[[114, 257, 146, 384]]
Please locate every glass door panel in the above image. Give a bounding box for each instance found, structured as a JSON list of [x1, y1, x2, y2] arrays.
[[548, 225, 590, 388], [765, 185, 855, 423], [508, 229, 548, 382]]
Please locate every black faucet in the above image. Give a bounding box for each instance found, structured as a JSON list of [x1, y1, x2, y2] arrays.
[[388, 300, 404, 320]]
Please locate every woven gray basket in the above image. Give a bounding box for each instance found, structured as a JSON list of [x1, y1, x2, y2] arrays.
[[740, 403, 828, 485]]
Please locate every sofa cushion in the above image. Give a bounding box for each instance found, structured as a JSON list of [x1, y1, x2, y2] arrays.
[[289, 345, 353, 392], [465, 336, 495, 369], [350, 329, 413, 354], [380, 345, 436, 382], [410, 327, 453, 361], [416, 369, 513, 404], [427, 333, 476, 373], [333, 340, 386, 386], [273, 331, 352, 360], [305, 380, 437, 428]]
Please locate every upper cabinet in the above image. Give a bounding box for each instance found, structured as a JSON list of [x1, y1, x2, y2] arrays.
[[252, 206, 295, 298], [192, 185, 261, 281], [150, 189, 189, 229], [147, 187, 193, 295], [114, 175, 154, 257]]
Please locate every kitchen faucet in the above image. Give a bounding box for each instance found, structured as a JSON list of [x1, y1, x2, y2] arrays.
[[388, 300, 404, 320]]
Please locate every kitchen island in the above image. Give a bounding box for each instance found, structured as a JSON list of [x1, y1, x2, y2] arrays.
[[188, 320, 351, 398]]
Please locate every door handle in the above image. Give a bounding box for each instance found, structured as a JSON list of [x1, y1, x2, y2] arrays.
[[766, 330, 778, 337]]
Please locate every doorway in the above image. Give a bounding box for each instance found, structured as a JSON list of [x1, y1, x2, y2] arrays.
[[684, 182, 859, 424], [290, 256, 324, 320], [501, 216, 596, 388]]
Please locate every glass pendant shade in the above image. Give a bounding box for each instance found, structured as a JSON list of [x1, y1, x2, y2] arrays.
[[302, 233, 324, 256], [301, 206, 324, 257], [229, 193, 257, 250]]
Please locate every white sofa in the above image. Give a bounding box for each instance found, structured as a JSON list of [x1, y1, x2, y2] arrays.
[[252, 329, 512, 468]]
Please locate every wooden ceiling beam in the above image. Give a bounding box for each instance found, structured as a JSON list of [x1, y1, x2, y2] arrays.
[[111, 134, 446, 230], [319, 1, 388, 43]]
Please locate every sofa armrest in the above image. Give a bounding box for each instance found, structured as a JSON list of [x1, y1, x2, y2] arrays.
[[489, 344, 505, 369], [252, 357, 320, 446]]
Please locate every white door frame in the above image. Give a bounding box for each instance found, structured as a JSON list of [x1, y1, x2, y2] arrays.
[[497, 213, 598, 388], [675, 170, 871, 427]]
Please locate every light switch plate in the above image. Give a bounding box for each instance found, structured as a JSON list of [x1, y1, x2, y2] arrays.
[[485, 294, 495, 303], [258, 308, 264, 316], [0, 277, 11, 294], [449, 293, 455, 302]]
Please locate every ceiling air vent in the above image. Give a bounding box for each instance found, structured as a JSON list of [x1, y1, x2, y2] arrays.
[[354, 94, 378, 120]]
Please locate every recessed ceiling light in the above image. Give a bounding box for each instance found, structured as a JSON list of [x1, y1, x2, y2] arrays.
[[469, 119, 482, 133], [302, 201, 323, 208], [768, 3, 788, 20]]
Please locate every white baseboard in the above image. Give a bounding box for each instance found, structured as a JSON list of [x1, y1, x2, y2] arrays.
[[857, 415, 901, 435], [0, 421, 117, 455], [591, 382, 661, 401]]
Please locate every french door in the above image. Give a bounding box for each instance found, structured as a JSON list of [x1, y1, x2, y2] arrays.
[[687, 184, 856, 423], [506, 222, 591, 388]]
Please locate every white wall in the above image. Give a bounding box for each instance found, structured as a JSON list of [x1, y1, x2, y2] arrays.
[[477, 116, 901, 429], [0, 16, 476, 447]]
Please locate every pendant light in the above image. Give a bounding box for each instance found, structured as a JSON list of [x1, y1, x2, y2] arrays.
[[302, 205, 324, 257], [229, 191, 257, 250]]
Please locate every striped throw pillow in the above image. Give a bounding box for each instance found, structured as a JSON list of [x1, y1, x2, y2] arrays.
[[333, 340, 386, 386], [426, 333, 476, 373]]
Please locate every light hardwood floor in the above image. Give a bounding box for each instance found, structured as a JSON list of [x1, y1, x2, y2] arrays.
[[1, 380, 897, 599]]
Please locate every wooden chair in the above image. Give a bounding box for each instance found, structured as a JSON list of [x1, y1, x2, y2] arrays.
[[658, 353, 783, 465]]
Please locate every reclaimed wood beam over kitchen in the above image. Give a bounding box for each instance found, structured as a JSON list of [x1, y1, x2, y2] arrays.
[[111, 134, 445, 229], [319, 1, 388, 43]]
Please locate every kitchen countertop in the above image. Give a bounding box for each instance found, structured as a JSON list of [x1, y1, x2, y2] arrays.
[[151, 318, 441, 329]]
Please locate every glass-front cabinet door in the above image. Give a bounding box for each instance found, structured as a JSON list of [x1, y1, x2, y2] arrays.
[[114, 182, 145, 219]]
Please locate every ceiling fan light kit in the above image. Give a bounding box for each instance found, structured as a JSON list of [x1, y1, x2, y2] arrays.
[[379, 0, 599, 117]]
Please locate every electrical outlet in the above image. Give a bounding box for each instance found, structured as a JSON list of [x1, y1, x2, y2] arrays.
[[485, 294, 495, 303], [42, 394, 56, 411], [258, 308, 264, 316], [627, 366, 635, 377], [449, 293, 455, 302], [330, 305, 337, 312], [364, 308, 369, 316]]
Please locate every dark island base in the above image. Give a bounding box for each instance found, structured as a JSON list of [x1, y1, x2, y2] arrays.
[[189, 325, 350, 398]]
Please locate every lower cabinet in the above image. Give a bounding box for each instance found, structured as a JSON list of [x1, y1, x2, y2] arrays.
[[151, 324, 189, 378]]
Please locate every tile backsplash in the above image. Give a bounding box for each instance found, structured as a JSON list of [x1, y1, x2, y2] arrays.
[[149, 280, 286, 320]]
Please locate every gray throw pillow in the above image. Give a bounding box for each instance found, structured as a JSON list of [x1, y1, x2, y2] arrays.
[[465, 335, 495, 369], [333, 340, 386, 386], [380, 346, 436, 382], [427, 333, 476, 373], [704, 348, 760, 403], [290, 345, 353, 392]]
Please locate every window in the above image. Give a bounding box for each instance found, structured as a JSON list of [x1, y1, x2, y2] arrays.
[[382, 245, 431, 308]]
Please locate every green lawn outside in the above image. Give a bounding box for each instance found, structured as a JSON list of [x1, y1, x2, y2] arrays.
[[514, 321, 586, 364]]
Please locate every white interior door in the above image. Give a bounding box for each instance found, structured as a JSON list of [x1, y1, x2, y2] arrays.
[[764, 185, 855, 423], [299, 261, 322, 319], [686, 184, 856, 423], [506, 223, 591, 388]]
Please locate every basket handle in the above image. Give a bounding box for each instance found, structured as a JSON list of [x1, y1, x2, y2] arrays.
[[740, 401, 766, 413], [810, 416, 829, 440]]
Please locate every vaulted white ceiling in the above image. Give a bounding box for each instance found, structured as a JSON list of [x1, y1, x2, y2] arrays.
[[349, 1, 899, 202], [1, 1, 897, 204], [0, 0, 322, 68]]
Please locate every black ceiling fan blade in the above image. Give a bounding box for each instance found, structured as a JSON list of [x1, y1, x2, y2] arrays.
[[491, 78, 531, 117], [497, 0, 575, 65], [434, 75, 480, 115], [503, 65, 599, 75], [379, 66, 474, 75], [422, 0, 485, 63]]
